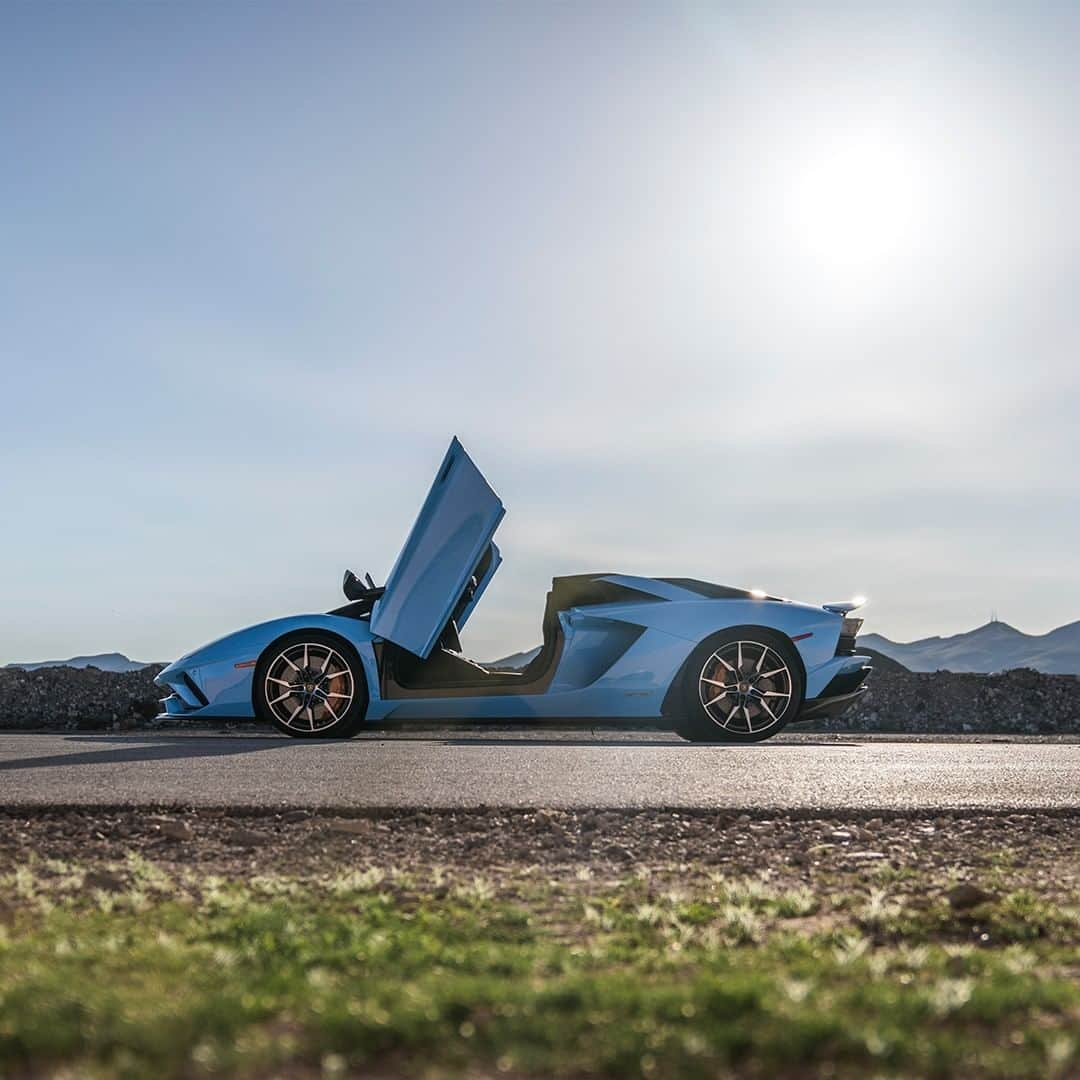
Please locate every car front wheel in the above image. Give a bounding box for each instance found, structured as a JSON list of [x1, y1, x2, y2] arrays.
[[254, 632, 367, 738], [676, 629, 803, 744]]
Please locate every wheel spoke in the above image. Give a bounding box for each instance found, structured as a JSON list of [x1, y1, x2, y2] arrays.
[[306, 705, 314, 729], [287, 703, 302, 723], [743, 704, 753, 730], [757, 667, 787, 680], [320, 649, 332, 674], [756, 645, 769, 673], [267, 677, 292, 688], [282, 656, 301, 672], [710, 652, 736, 672], [303, 644, 309, 671], [759, 697, 779, 723], [704, 691, 733, 709], [324, 700, 340, 723], [325, 692, 350, 700], [760, 690, 789, 698], [701, 677, 735, 690], [737, 641, 744, 672], [269, 691, 295, 706]]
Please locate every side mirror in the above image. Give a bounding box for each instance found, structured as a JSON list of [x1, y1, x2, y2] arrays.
[[343, 569, 363, 600]]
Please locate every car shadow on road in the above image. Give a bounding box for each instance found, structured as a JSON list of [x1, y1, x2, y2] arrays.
[[0, 734, 321, 773], [0, 732, 860, 771]]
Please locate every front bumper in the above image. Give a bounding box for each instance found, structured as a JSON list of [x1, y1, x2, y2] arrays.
[[154, 664, 210, 718]]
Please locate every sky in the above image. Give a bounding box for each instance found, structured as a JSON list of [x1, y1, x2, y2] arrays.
[[2, 1, 1079, 665]]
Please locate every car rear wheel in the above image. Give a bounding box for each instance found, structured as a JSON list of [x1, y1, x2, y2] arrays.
[[676, 629, 803, 743], [254, 632, 367, 739]]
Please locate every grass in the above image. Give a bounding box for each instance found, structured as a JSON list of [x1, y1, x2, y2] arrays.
[[0, 861, 1077, 1078]]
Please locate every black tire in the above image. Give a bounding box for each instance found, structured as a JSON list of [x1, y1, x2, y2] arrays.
[[253, 631, 368, 739], [674, 627, 804, 744]]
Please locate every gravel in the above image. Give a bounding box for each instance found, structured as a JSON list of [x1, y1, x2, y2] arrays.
[[812, 667, 1080, 735], [0, 807, 1075, 895], [0, 664, 164, 730]]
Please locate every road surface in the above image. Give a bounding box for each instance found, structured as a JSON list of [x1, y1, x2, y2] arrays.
[[0, 731, 1076, 810]]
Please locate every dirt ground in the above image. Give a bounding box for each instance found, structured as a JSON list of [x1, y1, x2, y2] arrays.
[[2, 807, 1076, 900]]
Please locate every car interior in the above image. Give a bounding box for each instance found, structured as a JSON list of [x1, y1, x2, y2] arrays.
[[330, 568, 661, 698]]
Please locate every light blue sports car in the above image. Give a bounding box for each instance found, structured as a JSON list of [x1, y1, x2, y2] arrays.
[[156, 438, 871, 742]]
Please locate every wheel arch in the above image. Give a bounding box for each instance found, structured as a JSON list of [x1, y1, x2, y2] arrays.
[[659, 624, 808, 719]]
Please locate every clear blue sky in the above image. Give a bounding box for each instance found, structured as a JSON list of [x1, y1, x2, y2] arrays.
[[3, 1, 1078, 664]]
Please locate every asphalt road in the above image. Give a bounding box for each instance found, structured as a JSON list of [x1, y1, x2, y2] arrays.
[[0, 731, 1077, 811]]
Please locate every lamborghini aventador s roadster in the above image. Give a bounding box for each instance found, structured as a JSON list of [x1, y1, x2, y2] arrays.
[[156, 437, 871, 743]]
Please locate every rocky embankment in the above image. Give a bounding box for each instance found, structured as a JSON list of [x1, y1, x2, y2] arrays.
[[0, 663, 1078, 734], [0, 664, 166, 731], [810, 667, 1080, 735]]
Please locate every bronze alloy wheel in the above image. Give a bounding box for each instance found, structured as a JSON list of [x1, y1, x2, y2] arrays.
[[698, 639, 794, 735], [677, 628, 803, 743], [254, 632, 366, 738]]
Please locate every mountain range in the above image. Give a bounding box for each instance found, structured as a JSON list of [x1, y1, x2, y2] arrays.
[[4, 653, 151, 673], [860, 620, 1080, 675]]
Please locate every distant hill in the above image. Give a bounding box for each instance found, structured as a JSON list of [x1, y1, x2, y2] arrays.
[[487, 647, 541, 671], [861, 620, 1080, 675], [5, 653, 151, 673]]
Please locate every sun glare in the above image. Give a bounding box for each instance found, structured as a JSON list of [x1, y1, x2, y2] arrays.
[[778, 130, 930, 283]]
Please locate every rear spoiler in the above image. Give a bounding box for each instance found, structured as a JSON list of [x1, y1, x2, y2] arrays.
[[823, 598, 866, 615]]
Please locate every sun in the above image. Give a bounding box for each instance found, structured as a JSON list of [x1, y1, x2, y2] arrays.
[[777, 129, 931, 284]]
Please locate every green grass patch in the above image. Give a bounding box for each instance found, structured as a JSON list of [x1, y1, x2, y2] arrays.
[[0, 865, 1076, 1078]]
